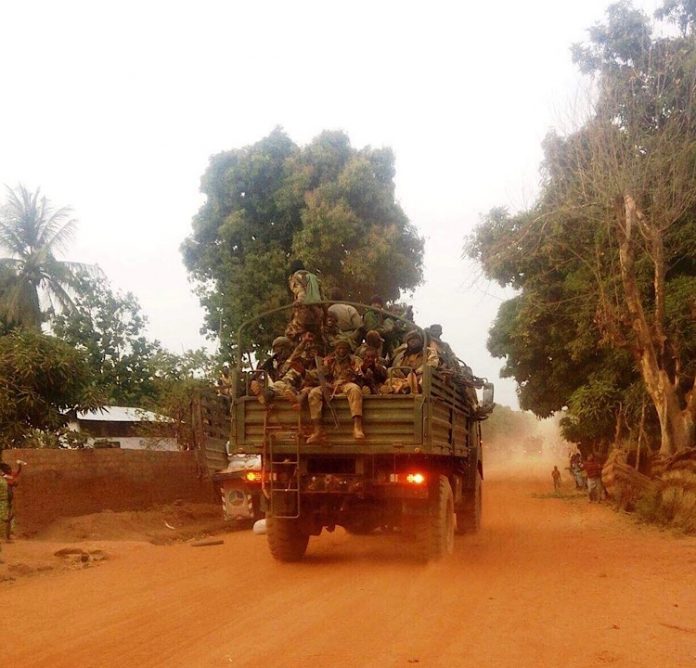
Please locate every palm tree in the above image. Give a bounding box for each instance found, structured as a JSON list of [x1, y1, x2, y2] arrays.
[[0, 184, 95, 329]]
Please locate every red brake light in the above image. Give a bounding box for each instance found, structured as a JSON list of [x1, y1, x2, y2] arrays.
[[406, 473, 426, 485]]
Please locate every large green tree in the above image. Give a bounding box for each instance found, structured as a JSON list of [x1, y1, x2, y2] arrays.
[[52, 275, 216, 425], [469, 1, 696, 455], [52, 275, 177, 405], [181, 128, 424, 354], [0, 329, 102, 447], [0, 185, 93, 330]]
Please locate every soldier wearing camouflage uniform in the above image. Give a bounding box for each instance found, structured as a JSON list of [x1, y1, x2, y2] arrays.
[[307, 339, 365, 443], [380, 330, 439, 394]]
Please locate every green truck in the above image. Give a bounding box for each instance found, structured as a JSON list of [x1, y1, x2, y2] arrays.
[[212, 303, 494, 562]]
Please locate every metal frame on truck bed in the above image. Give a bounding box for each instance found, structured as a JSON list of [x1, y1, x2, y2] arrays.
[[224, 302, 494, 562]]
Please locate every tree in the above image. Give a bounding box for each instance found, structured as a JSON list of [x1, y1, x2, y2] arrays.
[[181, 128, 424, 355], [468, 1, 696, 455], [51, 275, 167, 405], [0, 330, 102, 447], [0, 185, 94, 330], [481, 404, 540, 456], [145, 348, 214, 449], [51, 275, 218, 445]]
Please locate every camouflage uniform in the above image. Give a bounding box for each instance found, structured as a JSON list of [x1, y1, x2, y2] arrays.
[[380, 331, 439, 394], [285, 269, 324, 341], [308, 353, 364, 420], [359, 349, 388, 395]]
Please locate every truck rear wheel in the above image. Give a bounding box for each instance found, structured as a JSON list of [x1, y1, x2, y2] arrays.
[[456, 469, 482, 534], [406, 475, 455, 561], [266, 516, 309, 562]]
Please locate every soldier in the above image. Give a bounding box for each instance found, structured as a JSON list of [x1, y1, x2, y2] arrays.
[[363, 295, 386, 333], [0, 460, 25, 541], [385, 302, 414, 360], [363, 296, 403, 362], [426, 323, 459, 370], [325, 311, 360, 351], [256, 333, 317, 408], [285, 259, 324, 342], [216, 363, 233, 398], [360, 346, 387, 394], [380, 329, 439, 394], [356, 330, 386, 361], [327, 287, 363, 343], [249, 336, 294, 401], [307, 339, 365, 443]]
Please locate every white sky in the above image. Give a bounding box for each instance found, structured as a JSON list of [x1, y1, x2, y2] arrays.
[[0, 0, 662, 409]]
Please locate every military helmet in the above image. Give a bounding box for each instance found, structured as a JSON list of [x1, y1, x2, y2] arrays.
[[272, 336, 293, 350]]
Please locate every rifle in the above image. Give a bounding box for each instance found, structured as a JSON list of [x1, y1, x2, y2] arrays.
[[315, 355, 339, 427]]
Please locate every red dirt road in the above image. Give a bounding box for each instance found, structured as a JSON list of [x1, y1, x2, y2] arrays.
[[2, 465, 696, 667]]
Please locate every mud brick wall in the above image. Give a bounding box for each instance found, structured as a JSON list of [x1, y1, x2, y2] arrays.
[[1, 449, 217, 532]]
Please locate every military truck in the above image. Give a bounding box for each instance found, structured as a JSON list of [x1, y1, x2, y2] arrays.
[[220, 302, 494, 562]]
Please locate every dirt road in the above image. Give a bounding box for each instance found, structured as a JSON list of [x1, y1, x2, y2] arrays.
[[2, 465, 696, 667]]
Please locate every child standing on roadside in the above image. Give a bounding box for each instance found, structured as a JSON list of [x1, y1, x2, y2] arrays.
[[552, 465, 561, 492]]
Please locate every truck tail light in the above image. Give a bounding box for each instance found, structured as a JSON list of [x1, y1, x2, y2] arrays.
[[388, 472, 427, 485], [406, 472, 426, 485]]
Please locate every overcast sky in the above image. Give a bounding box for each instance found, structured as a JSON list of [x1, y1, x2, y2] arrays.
[[0, 0, 662, 409]]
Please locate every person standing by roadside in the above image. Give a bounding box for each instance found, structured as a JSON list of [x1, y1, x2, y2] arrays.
[[1, 460, 25, 541], [552, 465, 561, 492], [583, 454, 604, 503], [569, 451, 585, 490], [0, 475, 7, 562]]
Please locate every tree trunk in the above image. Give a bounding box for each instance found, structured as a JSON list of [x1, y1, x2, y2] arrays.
[[617, 196, 694, 455]]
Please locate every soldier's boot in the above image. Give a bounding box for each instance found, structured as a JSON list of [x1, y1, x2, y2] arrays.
[[353, 416, 365, 440], [306, 419, 324, 444]]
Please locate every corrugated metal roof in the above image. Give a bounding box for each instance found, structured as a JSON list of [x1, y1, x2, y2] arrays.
[[75, 406, 172, 423]]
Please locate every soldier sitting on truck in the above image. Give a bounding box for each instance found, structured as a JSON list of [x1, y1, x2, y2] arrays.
[[255, 333, 318, 408], [380, 329, 439, 394], [327, 287, 363, 345], [356, 330, 386, 361], [360, 346, 388, 394], [307, 339, 366, 443], [325, 311, 361, 352], [249, 336, 294, 401], [363, 295, 405, 362], [425, 324, 458, 370]]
